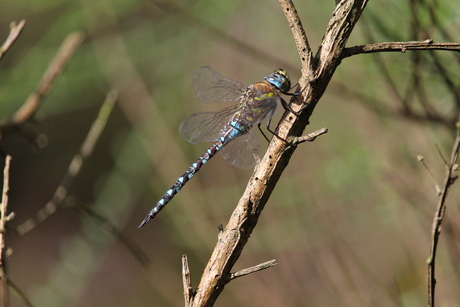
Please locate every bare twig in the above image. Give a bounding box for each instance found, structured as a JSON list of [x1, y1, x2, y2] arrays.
[[330, 80, 455, 128], [427, 126, 460, 307], [341, 40, 460, 59], [289, 127, 328, 145], [417, 155, 441, 195], [75, 199, 151, 267], [228, 259, 278, 281], [427, 50, 460, 114], [348, 13, 460, 129], [10, 32, 84, 125], [277, 0, 313, 79], [7, 279, 34, 307], [358, 16, 409, 112], [434, 144, 449, 167], [0, 156, 12, 307], [150, 1, 297, 73], [0, 20, 26, 60], [182, 254, 194, 306], [17, 90, 118, 235]]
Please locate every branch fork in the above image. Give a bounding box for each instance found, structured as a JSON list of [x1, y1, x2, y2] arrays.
[[182, 254, 278, 306]]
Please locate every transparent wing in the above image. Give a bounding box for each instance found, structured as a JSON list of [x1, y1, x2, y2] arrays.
[[220, 130, 260, 169], [194, 66, 246, 104], [179, 105, 239, 144]]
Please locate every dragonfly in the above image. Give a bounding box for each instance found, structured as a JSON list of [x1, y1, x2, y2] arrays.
[[139, 66, 297, 228]]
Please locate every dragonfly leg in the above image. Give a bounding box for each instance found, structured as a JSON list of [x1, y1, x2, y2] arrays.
[[281, 83, 312, 115], [285, 81, 309, 96], [262, 119, 291, 145], [288, 82, 299, 92], [280, 98, 299, 116], [257, 123, 271, 143]]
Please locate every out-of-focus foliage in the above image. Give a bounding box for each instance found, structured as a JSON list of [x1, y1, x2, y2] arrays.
[[0, 0, 459, 306]]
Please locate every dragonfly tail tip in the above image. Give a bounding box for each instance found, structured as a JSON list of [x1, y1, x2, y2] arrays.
[[138, 216, 151, 228]]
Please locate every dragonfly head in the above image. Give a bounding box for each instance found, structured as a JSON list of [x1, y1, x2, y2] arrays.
[[264, 69, 291, 93]]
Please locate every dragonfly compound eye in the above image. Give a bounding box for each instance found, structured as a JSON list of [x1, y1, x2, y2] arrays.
[[264, 69, 291, 93]]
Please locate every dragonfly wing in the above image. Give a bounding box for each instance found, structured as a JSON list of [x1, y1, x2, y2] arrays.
[[220, 130, 260, 169], [194, 66, 246, 104], [179, 106, 238, 144]]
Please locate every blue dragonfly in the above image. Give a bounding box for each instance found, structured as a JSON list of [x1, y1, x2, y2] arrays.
[[139, 66, 296, 228]]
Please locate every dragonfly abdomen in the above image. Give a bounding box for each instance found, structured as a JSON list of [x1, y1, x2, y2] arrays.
[[138, 127, 245, 228]]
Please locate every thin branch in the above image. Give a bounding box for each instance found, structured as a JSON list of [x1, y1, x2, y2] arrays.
[[329, 80, 455, 128], [7, 279, 34, 307], [0, 156, 12, 307], [150, 1, 297, 73], [427, 50, 460, 113], [74, 200, 151, 267], [228, 259, 278, 281], [17, 90, 118, 235], [182, 254, 194, 306], [427, 126, 460, 307], [289, 127, 328, 145], [0, 20, 26, 60], [277, 0, 313, 79], [348, 14, 460, 128], [425, 0, 460, 67], [9, 32, 84, 126], [342, 40, 460, 59], [417, 155, 441, 195], [434, 144, 449, 167], [409, 49, 442, 123], [0, 31, 84, 149], [359, 16, 409, 112]]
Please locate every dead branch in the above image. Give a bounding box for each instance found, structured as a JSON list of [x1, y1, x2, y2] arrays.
[[151, 1, 297, 73], [228, 259, 278, 281], [0, 31, 84, 150], [0, 155, 12, 307], [0, 20, 26, 60], [10, 32, 84, 126], [75, 198, 151, 267], [417, 155, 442, 195], [427, 125, 460, 307], [7, 279, 34, 307], [342, 40, 460, 59], [289, 127, 328, 145], [182, 255, 193, 306], [17, 91, 118, 235]]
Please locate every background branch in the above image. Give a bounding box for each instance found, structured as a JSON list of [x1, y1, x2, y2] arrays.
[[228, 259, 278, 281], [182, 254, 193, 306], [427, 125, 460, 307], [17, 90, 118, 235], [0, 156, 11, 307], [0, 20, 26, 60], [151, 1, 297, 73], [342, 40, 460, 58], [0, 31, 84, 154], [7, 32, 84, 127]]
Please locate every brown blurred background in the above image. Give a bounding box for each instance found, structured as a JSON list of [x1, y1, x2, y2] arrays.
[[0, 0, 459, 306]]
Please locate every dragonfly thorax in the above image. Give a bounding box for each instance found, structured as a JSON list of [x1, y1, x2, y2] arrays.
[[264, 68, 291, 93]]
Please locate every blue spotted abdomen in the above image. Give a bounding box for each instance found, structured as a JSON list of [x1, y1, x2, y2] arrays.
[[138, 124, 247, 228]]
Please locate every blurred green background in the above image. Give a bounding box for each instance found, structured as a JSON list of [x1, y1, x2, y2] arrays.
[[1, 0, 459, 306]]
